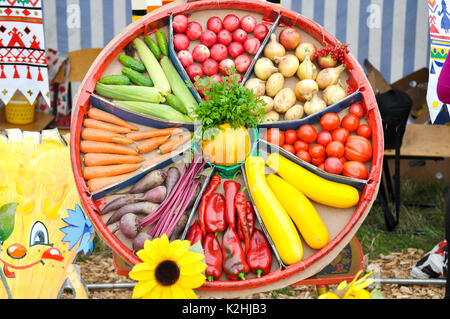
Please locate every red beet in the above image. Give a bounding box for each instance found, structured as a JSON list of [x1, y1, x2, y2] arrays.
[[232, 28, 248, 44], [244, 37, 261, 55], [177, 50, 194, 68], [210, 43, 228, 62], [173, 34, 190, 51], [217, 29, 233, 46], [173, 14, 188, 34], [186, 21, 202, 40], [235, 54, 252, 73], [192, 44, 210, 63], [186, 64, 203, 81], [200, 30, 218, 48], [223, 14, 240, 32], [240, 15, 257, 33], [207, 16, 223, 33], [253, 23, 269, 40], [202, 58, 219, 76], [219, 59, 235, 75], [228, 42, 244, 58]]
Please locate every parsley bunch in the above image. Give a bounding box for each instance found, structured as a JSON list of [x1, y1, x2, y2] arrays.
[[193, 70, 265, 141]]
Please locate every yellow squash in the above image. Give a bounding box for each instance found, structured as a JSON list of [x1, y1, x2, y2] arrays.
[[266, 174, 329, 250], [266, 153, 360, 209], [245, 156, 303, 265]]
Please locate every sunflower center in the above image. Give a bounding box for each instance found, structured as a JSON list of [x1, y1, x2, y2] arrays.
[[155, 260, 180, 286]]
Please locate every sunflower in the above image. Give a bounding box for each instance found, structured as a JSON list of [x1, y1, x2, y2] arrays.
[[318, 271, 378, 299], [129, 234, 207, 299]]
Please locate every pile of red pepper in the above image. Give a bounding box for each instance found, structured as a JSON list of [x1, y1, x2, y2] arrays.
[[186, 173, 273, 281]]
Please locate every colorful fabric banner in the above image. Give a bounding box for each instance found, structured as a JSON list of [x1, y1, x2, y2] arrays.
[[427, 0, 450, 125], [0, 0, 50, 107]]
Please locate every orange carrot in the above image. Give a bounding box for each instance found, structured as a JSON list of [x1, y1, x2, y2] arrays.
[[136, 135, 170, 154], [88, 172, 137, 193], [83, 118, 132, 134], [81, 128, 134, 145], [126, 127, 185, 141], [80, 141, 138, 155], [141, 152, 177, 168], [84, 153, 144, 166], [158, 133, 192, 155], [83, 163, 141, 180], [88, 107, 139, 131]]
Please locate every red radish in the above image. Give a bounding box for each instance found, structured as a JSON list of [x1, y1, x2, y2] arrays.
[[177, 50, 194, 68], [192, 44, 210, 63], [210, 74, 223, 83], [186, 64, 203, 81], [279, 27, 301, 50], [219, 59, 235, 75], [207, 16, 223, 33], [324, 157, 343, 175], [173, 34, 190, 51], [240, 15, 257, 33], [210, 43, 228, 62], [232, 28, 248, 43], [223, 14, 240, 32], [202, 58, 219, 76], [244, 38, 261, 55], [200, 30, 218, 47], [186, 21, 202, 40], [173, 15, 188, 34], [217, 29, 233, 46], [235, 54, 252, 73], [228, 42, 244, 58], [253, 23, 269, 40]]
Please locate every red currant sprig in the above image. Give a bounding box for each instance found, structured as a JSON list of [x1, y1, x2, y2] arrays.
[[316, 43, 349, 64]]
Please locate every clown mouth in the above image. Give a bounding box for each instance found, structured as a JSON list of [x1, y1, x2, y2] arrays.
[[1, 260, 44, 279]]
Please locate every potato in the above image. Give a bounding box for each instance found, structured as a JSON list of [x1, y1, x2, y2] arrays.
[[245, 78, 266, 97], [259, 96, 274, 113], [285, 104, 305, 121], [274, 88, 296, 113], [264, 111, 280, 122], [265, 73, 285, 97]]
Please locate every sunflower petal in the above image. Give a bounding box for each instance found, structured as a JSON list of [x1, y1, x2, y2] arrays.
[[144, 284, 164, 299], [177, 251, 205, 267], [129, 263, 156, 281], [177, 273, 206, 289], [180, 260, 207, 276], [160, 286, 173, 299], [167, 240, 191, 262], [132, 279, 157, 299]]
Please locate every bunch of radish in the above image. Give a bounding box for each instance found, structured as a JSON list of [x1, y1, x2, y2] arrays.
[[172, 13, 269, 85]]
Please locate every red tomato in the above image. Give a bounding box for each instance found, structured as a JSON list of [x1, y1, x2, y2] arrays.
[[318, 163, 325, 171], [294, 140, 309, 152], [309, 144, 326, 159], [297, 125, 318, 144], [284, 130, 298, 145], [312, 156, 325, 166], [296, 150, 311, 163], [339, 157, 347, 165], [324, 157, 344, 175], [343, 161, 369, 179], [265, 128, 284, 147], [341, 114, 360, 132], [349, 103, 365, 118], [282, 144, 296, 154], [326, 141, 345, 158], [332, 128, 350, 144], [317, 131, 332, 147], [320, 113, 341, 131], [345, 136, 373, 162], [357, 124, 372, 138]]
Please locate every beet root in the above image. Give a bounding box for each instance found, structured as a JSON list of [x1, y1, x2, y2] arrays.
[[105, 201, 160, 226], [130, 169, 167, 194], [120, 213, 140, 239], [142, 185, 167, 203]]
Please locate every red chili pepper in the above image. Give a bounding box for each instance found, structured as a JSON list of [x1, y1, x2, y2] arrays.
[[199, 174, 221, 237], [237, 201, 255, 242], [246, 229, 272, 278], [223, 172, 241, 229], [202, 233, 223, 281], [222, 225, 249, 280], [186, 221, 202, 246], [204, 193, 226, 234], [234, 187, 250, 254]]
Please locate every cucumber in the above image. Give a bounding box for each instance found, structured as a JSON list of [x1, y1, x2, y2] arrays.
[[98, 75, 131, 85], [155, 30, 169, 56], [166, 94, 188, 115], [122, 67, 154, 87], [118, 55, 146, 73], [144, 36, 162, 60]]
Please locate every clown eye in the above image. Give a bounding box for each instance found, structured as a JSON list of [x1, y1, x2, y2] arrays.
[[29, 222, 50, 247]]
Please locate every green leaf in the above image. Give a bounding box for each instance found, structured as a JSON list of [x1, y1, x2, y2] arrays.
[[0, 203, 17, 242], [370, 288, 384, 299]]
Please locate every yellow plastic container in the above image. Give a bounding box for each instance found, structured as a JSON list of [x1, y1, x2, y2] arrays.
[[5, 93, 36, 125]]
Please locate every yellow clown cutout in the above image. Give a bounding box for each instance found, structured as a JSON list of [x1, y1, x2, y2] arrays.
[[0, 129, 94, 299]]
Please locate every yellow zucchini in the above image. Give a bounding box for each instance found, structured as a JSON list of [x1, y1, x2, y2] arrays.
[[266, 153, 360, 209], [245, 156, 303, 265], [266, 174, 329, 250]]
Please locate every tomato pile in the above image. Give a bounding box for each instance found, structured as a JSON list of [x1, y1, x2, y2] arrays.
[[264, 103, 372, 180]]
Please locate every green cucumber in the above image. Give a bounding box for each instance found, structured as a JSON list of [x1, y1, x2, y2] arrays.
[[155, 30, 169, 56], [118, 55, 146, 73], [144, 36, 162, 60], [166, 94, 188, 115], [122, 67, 154, 87], [98, 75, 131, 85]]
